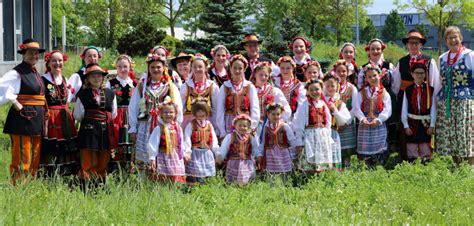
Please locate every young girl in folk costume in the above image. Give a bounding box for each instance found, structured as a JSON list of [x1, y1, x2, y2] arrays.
[[401, 61, 436, 162], [73, 64, 117, 183], [358, 39, 398, 152], [273, 56, 306, 119], [323, 74, 351, 171], [209, 45, 231, 87], [147, 97, 186, 184], [128, 54, 182, 177], [148, 45, 182, 89], [292, 79, 333, 172], [106, 55, 138, 172], [259, 103, 297, 177], [217, 114, 262, 185], [216, 54, 260, 138], [334, 43, 359, 84], [290, 37, 318, 82], [170, 52, 192, 83], [183, 99, 219, 184], [251, 62, 291, 137], [68, 46, 102, 101], [41, 50, 78, 176], [334, 60, 359, 167], [303, 61, 322, 82], [180, 53, 219, 131], [0, 39, 47, 183], [354, 64, 392, 167]]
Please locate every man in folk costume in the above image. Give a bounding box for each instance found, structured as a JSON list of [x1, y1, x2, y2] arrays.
[[0, 39, 47, 183], [241, 33, 280, 80], [392, 30, 440, 161]]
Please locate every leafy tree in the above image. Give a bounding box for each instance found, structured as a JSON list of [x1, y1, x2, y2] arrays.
[[51, 0, 85, 49], [381, 10, 406, 43], [396, 0, 471, 55], [415, 24, 430, 39], [360, 17, 379, 43], [157, 0, 191, 37]]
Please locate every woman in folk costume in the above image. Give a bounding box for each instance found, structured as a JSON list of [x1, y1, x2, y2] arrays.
[[354, 64, 392, 168], [105, 55, 138, 172], [250, 61, 291, 137], [129, 54, 182, 177], [435, 26, 474, 166], [292, 79, 333, 173], [323, 74, 351, 171], [401, 60, 436, 162], [331, 43, 359, 85], [0, 39, 47, 183], [73, 64, 117, 184], [289, 36, 323, 82], [357, 39, 398, 153], [183, 99, 220, 184], [180, 53, 219, 131], [216, 114, 262, 186], [216, 54, 260, 138], [149, 45, 182, 89], [41, 50, 78, 176], [147, 97, 186, 184], [209, 45, 231, 87], [68, 46, 102, 101], [272, 56, 307, 120], [170, 52, 192, 83], [333, 60, 359, 167]]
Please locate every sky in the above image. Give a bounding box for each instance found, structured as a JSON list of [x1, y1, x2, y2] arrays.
[[365, 0, 428, 14]]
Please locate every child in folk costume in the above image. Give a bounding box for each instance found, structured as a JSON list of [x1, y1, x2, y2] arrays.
[[147, 97, 186, 184], [183, 99, 220, 184], [41, 50, 78, 176], [323, 74, 352, 171], [216, 114, 262, 185], [292, 79, 333, 172], [354, 64, 392, 167], [128, 54, 182, 177], [216, 54, 260, 138], [73, 64, 117, 183], [150, 45, 182, 89], [273, 56, 307, 119], [357, 39, 398, 152], [333, 60, 359, 168], [170, 52, 192, 83], [209, 45, 231, 87], [259, 103, 297, 176], [68, 46, 102, 101], [0, 39, 47, 183], [401, 61, 436, 161], [106, 55, 138, 172], [334, 43, 359, 85], [304, 61, 322, 82], [250, 62, 291, 136], [180, 53, 219, 131]]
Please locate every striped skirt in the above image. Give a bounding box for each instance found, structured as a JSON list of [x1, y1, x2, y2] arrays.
[[185, 148, 216, 178], [154, 149, 185, 176], [357, 119, 387, 155], [331, 129, 342, 171], [338, 120, 357, 151], [265, 146, 292, 173], [226, 159, 255, 185], [135, 121, 151, 163]]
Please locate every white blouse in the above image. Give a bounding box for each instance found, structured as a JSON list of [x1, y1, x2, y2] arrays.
[[291, 99, 332, 146], [147, 119, 184, 161], [183, 120, 220, 155], [353, 86, 392, 124]]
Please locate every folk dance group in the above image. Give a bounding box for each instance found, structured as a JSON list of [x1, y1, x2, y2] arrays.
[[0, 25, 472, 186]]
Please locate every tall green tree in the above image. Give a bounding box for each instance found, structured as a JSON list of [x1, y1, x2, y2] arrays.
[[381, 10, 406, 43], [198, 0, 247, 53], [360, 17, 379, 43], [396, 0, 472, 55], [51, 0, 85, 49]]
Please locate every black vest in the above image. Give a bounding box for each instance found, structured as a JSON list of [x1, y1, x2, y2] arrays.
[[108, 78, 136, 106], [76, 88, 115, 150], [4, 62, 45, 135], [398, 54, 432, 83], [244, 54, 273, 80], [209, 67, 229, 87], [42, 75, 68, 106], [404, 83, 433, 143]]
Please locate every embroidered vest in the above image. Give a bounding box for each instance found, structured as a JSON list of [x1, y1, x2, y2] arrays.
[[264, 123, 290, 149], [158, 124, 179, 152], [339, 83, 354, 110], [227, 132, 252, 160], [258, 86, 274, 120], [225, 85, 251, 115], [184, 84, 213, 115], [280, 80, 301, 114], [360, 88, 385, 119], [109, 78, 136, 106], [191, 120, 213, 149], [307, 103, 327, 128]]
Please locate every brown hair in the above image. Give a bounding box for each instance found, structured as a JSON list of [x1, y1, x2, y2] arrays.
[[191, 100, 211, 116]]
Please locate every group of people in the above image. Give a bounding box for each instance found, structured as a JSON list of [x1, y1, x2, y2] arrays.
[[0, 25, 472, 187]]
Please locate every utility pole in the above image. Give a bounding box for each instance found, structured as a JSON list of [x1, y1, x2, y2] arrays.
[[355, 0, 360, 45]]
